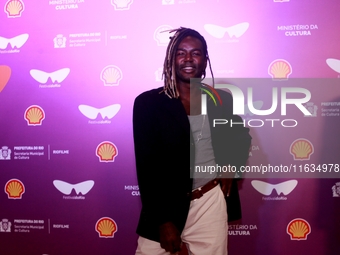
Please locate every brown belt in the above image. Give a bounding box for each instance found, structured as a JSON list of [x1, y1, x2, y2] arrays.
[[190, 179, 220, 201]]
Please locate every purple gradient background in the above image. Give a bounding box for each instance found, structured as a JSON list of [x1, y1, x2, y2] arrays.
[[1, 0, 340, 255]]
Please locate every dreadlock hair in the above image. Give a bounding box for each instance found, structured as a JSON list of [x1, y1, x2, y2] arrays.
[[161, 27, 214, 98]]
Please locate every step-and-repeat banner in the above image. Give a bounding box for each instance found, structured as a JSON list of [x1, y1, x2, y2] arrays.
[[1, 0, 340, 254]]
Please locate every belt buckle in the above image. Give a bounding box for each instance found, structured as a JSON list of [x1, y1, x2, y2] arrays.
[[192, 187, 203, 200]]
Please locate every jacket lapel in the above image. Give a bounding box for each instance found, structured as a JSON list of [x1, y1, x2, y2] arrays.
[[161, 93, 191, 137]]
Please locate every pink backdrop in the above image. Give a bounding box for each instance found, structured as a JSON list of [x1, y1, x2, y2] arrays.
[[1, 0, 340, 254]]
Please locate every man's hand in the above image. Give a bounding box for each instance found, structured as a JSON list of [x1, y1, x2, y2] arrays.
[[159, 222, 182, 254]]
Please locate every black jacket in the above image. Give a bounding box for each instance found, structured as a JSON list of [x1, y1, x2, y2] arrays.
[[133, 87, 251, 242]]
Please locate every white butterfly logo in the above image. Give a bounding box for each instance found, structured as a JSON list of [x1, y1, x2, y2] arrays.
[[251, 180, 298, 196], [0, 34, 29, 49], [204, 23, 249, 39], [53, 180, 95, 195], [78, 104, 121, 120], [30, 68, 70, 83]]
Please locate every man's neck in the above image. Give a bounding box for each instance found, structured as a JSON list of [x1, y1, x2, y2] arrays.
[[177, 81, 202, 115]]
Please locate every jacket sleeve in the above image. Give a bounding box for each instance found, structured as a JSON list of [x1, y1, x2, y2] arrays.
[[133, 92, 177, 226], [210, 90, 251, 175], [228, 114, 252, 178], [213, 90, 252, 221]]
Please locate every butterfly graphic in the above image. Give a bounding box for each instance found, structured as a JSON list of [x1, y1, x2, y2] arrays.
[[53, 180, 95, 195], [0, 34, 29, 49], [78, 104, 121, 120], [204, 23, 249, 39], [251, 180, 298, 196], [30, 68, 70, 83]]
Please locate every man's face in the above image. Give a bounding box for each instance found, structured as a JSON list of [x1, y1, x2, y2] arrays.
[[175, 36, 207, 84]]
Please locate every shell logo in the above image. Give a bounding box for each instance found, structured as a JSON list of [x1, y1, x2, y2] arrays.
[[0, 65, 11, 92], [287, 218, 311, 240], [100, 65, 123, 86], [5, 179, 25, 199], [154, 25, 173, 46], [290, 138, 314, 160], [4, 0, 24, 18], [95, 217, 118, 238], [268, 59, 292, 80], [24, 105, 45, 126], [96, 141, 118, 162]]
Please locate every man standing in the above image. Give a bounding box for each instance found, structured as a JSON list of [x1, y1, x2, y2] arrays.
[[133, 27, 251, 255]]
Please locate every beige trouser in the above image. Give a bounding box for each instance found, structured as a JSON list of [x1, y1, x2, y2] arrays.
[[135, 185, 228, 255]]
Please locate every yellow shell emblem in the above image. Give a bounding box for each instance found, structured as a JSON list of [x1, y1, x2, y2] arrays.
[[5, 179, 25, 199], [290, 138, 314, 160], [287, 218, 311, 240], [95, 217, 117, 238], [5, 0, 24, 17], [100, 65, 122, 86], [24, 105, 45, 126], [268, 59, 292, 79], [96, 141, 118, 162]]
